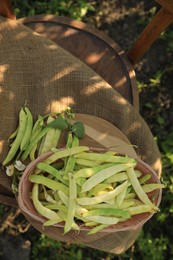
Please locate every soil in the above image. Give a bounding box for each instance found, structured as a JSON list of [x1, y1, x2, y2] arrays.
[[0, 1, 173, 259]]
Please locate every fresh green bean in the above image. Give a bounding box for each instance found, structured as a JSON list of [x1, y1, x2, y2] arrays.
[[51, 148, 59, 153], [139, 173, 152, 184], [63, 132, 73, 168], [43, 217, 63, 227], [58, 211, 66, 222], [61, 135, 78, 177], [64, 156, 76, 176], [74, 163, 115, 179], [30, 143, 37, 161], [87, 224, 108, 234], [42, 186, 57, 204], [104, 171, 127, 184], [51, 128, 61, 148], [39, 191, 49, 201], [81, 163, 135, 192], [3, 108, 27, 165], [75, 204, 88, 217], [66, 132, 73, 148], [126, 167, 158, 209], [76, 158, 100, 167], [128, 199, 144, 206], [46, 204, 67, 212], [125, 192, 136, 199], [37, 135, 46, 156], [36, 162, 68, 185], [75, 177, 86, 186], [52, 190, 61, 203], [104, 170, 142, 184], [29, 175, 69, 195], [116, 181, 129, 206], [85, 221, 98, 226], [142, 183, 165, 193], [74, 152, 136, 164], [32, 183, 59, 220], [126, 204, 155, 215], [85, 200, 135, 210], [22, 127, 50, 161], [83, 208, 130, 219], [57, 191, 88, 224], [72, 135, 79, 147], [58, 190, 69, 206], [8, 126, 19, 140], [76, 181, 128, 205], [42, 146, 89, 166], [64, 172, 77, 233], [117, 199, 135, 208], [30, 115, 44, 142], [39, 117, 56, 155], [83, 215, 120, 225], [20, 106, 33, 151], [88, 183, 114, 197]]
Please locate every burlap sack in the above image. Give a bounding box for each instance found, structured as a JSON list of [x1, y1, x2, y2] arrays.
[[0, 16, 162, 254]]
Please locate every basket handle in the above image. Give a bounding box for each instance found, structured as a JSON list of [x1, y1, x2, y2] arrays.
[[127, 1, 173, 65]]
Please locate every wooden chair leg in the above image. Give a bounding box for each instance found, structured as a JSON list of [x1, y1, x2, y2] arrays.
[[127, 7, 173, 65], [0, 0, 16, 19]]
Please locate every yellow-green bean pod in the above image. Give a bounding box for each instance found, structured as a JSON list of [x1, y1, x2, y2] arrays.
[[42, 146, 89, 167], [81, 163, 135, 192], [39, 117, 56, 155], [77, 181, 128, 205], [74, 152, 136, 164], [22, 127, 50, 161], [126, 167, 158, 210], [29, 175, 69, 195], [3, 108, 27, 165], [64, 172, 77, 233], [32, 183, 59, 220], [20, 106, 33, 151]]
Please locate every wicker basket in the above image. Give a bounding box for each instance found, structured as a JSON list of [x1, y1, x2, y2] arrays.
[[18, 148, 162, 244]]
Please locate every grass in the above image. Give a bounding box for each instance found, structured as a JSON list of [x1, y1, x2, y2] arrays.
[[12, 0, 95, 20]]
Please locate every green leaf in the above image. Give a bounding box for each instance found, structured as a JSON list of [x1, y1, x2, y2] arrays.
[[157, 116, 165, 125], [47, 115, 69, 130], [71, 121, 85, 139]]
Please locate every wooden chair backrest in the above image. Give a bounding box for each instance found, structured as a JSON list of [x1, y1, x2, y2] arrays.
[[0, 0, 173, 65], [127, 0, 173, 64]]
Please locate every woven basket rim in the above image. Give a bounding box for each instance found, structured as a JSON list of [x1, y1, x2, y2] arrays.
[[18, 147, 162, 233]]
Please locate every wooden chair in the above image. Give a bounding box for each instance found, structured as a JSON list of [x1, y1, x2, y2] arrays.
[[0, 0, 173, 110]]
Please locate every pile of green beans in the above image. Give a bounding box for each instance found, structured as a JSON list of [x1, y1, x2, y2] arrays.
[[28, 141, 165, 235], [3, 106, 165, 234], [3, 106, 81, 166], [3, 106, 86, 193]]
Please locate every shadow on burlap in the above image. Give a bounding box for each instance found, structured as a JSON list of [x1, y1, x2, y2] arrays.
[[0, 15, 161, 254]]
